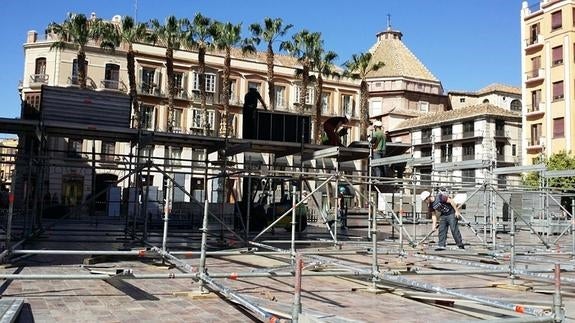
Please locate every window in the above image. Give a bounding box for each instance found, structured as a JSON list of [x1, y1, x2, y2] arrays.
[[530, 90, 541, 111], [166, 146, 182, 166], [139, 145, 154, 158], [553, 81, 564, 100], [67, 139, 83, 158], [192, 72, 216, 92], [421, 128, 432, 143], [510, 99, 521, 112], [173, 109, 183, 131], [229, 79, 237, 101], [141, 105, 154, 130], [104, 64, 120, 89], [463, 121, 474, 136], [482, 99, 490, 104], [552, 10, 562, 30], [33, 57, 47, 82], [418, 101, 429, 112], [295, 86, 314, 105], [530, 123, 542, 146], [553, 117, 565, 138], [441, 126, 452, 140], [440, 144, 452, 162], [529, 23, 540, 44], [552, 46, 563, 65], [191, 109, 215, 131], [342, 94, 354, 116], [496, 142, 505, 160], [141, 67, 156, 94], [101, 141, 115, 162], [512, 144, 517, 156], [72, 59, 89, 85], [462, 169, 475, 184], [274, 85, 285, 109], [531, 56, 541, 77], [421, 147, 432, 157], [462, 143, 475, 160], [321, 93, 330, 114], [459, 98, 466, 103]]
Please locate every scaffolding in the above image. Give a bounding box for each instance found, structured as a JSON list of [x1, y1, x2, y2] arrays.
[[0, 115, 571, 322]]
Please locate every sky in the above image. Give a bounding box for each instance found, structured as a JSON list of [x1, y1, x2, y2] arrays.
[[0, 0, 526, 121]]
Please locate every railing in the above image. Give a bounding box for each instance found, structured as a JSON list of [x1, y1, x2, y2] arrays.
[[440, 156, 451, 163], [174, 88, 189, 100], [139, 83, 162, 97], [462, 154, 475, 161], [497, 155, 505, 162], [525, 34, 544, 48], [421, 136, 432, 144], [462, 131, 475, 138], [30, 74, 49, 84], [191, 91, 218, 104], [441, 134, 452, 141], [525, 68, 544, 81], [495, 129, 506, 137], [100, 79, 127, 92]]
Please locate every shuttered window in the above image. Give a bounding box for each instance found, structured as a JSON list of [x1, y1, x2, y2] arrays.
[[553, 117, 565, 138], [553, 81, 564, 100], [552, 46, 563, 65], [552, 10, 562, 30]]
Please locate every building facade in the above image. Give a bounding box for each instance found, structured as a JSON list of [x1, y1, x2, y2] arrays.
[[19, 17, 362, 209], [0, 138, 18, 188], [521, 0, 575, 164]]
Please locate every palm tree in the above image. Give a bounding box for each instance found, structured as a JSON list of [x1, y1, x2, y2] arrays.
[[344, 52, 384, 140], [46, 13, 108, 89], [212, 21, 256, 138], [280, 30, 322, 115], [102, 16, 147, 129], [186, 13, 215, 136], [148, 16, 189, 132], [249, 18, 293, 111], [311, 49, 338, 144]]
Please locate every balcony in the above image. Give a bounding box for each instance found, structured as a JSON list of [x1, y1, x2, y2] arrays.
[[524, 34, 544, 52], [139, 83, 163, 97], [174, 88, 190, 100], [462, 154, 475, 161], [494, 129, 507, 137], [526, 102, 545, 118], [441, 134, 452, 141], [100, 79, 127, 92], [29, 74, 49, 88], [525, 68, 544, 86], [526, 138, 544, 152], [191, 91, 218, 104], [462, 131, 476, 138], [421, 136, 432, 144]]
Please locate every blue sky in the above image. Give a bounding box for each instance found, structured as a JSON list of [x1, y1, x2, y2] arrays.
[[0, 0, 524, 120]]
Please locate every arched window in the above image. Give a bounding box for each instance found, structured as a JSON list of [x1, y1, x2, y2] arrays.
[[482, 98, 490, 104], [510, 99, 521, 111], [33, 57, 47, 82]]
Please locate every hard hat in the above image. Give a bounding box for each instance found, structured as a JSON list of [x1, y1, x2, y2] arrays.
[[420, 191, 431, 201], [338, 185, 346, 194], [373, 121, 383, 127]]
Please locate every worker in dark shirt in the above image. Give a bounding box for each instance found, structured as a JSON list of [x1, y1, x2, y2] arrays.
[[243, 87, 267, 139], [322, 116, 349, 146]]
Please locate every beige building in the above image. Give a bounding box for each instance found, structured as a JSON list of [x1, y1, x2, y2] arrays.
[[365, 25, 450, 131], [521, 0, 575, 164], [0, 138, 18, 187], [448, 84, 522, 111], [19, 17, 362, 207]]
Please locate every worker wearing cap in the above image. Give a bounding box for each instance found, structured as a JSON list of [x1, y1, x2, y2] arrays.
[[369, 121, 386, 178], [322, 115, 349, 146], [420, 190, 464, 251], [243, 87, 267, 139]]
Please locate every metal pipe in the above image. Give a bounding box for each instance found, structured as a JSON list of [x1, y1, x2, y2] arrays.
[[292, 254, 303, 323], [510, 207, 516, 280], [161, 177, 171, 252], [553, 264, 565, 322], [198, 199, 209, 293], [290, 186, 297, 260]]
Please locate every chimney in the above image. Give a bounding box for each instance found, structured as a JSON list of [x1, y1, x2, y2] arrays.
[[26, 30, 38, 43]]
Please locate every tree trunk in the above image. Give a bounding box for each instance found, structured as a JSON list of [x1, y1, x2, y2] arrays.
[[359, 80, 369, 141], [267, 43, 275, 111], [314, 76, 323, 144], [199, 47, 208, 136], [127, 46, 139, 129], [78, 48, 87, 89], [166, 47, 175, 132], [222, 49, 231, 137], [299, 64, 309, 115]]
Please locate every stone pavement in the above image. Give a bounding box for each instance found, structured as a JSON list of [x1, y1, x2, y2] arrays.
[[0, 218, 573, 322]]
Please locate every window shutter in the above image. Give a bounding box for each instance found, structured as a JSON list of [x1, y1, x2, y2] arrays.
[[552, 46, 563, 64], [552, 11, 562, 29]]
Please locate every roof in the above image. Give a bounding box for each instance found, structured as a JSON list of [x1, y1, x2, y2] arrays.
[[449, 83, 521, 96], [366, 29, 439, 82], [394, 103, 521, 131]]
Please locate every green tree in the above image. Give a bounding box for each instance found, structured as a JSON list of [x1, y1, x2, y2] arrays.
[[343, 52, 384, 140], [212, 21, 256, 138], [148, 16, 189, 132], [186, 13, 215, 136], [311, 48, 338, 144], [249, 18, 293, 111], [101, 16, 147, 129], [280, 30, 322, 115], [522, 151, 575, 190], [46, 13, 109, 89]]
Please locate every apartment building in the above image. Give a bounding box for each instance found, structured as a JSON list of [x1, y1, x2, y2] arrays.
[[448, 84, 522, 111], [0, 138, 18, 187], [18, 18, 361, 208], [392, 104, 522, 187], [521, 0, 575, 164]]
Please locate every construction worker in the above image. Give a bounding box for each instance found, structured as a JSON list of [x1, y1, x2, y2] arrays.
[[322, 116, 349, 146], [243, 87, 267, 139], [368, 120, 386, 178], [421, 190, 464, 251]]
